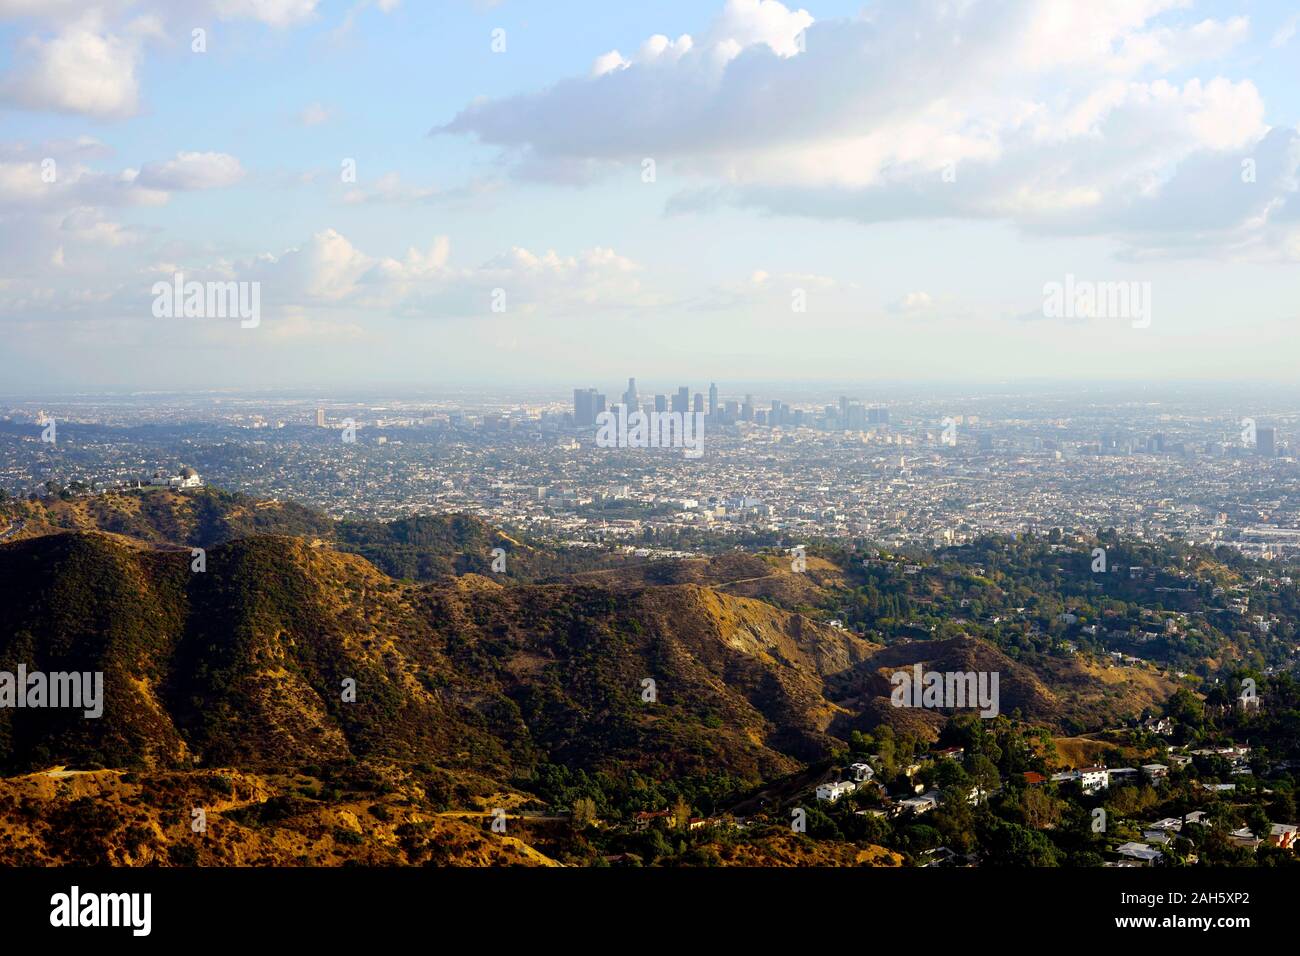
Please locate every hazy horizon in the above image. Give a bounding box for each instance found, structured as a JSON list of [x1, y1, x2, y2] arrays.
[[8, 377, 1300, 403]]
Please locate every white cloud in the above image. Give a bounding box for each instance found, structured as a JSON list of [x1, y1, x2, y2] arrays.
[[439, 0, 1286, 257], [1, 15, 141, 118], [591, 50, 630, 77], [0, 1, 115, 19], [59, 206, 139, 247], [213, 0, 320, 28], [1271, 13, 1299, 48], [0, 158, 169, 209], [703, 0, 811, 60], [0, 1, 327, 119], [222, 230, 652, 320], [0, 144, 253, 306], [137, 152, 246, 190]]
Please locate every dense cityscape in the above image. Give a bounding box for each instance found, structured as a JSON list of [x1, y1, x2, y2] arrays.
[[4, 382, 1299, 560]]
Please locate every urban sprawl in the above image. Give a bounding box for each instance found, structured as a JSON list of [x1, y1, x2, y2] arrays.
[[3, 381, 1298, 560]]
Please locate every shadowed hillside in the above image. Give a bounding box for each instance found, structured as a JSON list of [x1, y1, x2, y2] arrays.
[[0, 532, 873, 782]]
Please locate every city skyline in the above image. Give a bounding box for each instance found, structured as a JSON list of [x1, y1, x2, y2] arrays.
[[5, 380, 1296, 556]]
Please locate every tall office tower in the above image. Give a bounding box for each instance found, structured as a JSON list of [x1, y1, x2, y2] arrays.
[[673, 386, 690, 414], [839, 396, 850, 422], [725, 400, 739, 419], [595, 393, 607, 418], [709, 382, 719, 416], [846, 402, 866, 430], [1151, 432, 1166, 453], [867, 406, 890, 425], [623, 378, 638, 408], [770, 400, 784, 426], [1257, 427, 1276, 457], [573, 388, 598, 426], [977, 431, 994, 451], [742, 395, 754, 421], [315, 408, 326, 428], [693, 393, 704, 413], [655, 394, 668, 413]]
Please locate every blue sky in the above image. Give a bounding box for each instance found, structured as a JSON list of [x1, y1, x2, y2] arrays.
[[2, 0, 1299, 392]]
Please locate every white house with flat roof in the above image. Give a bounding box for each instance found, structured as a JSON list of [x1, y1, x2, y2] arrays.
[[1080, 767, 1109, 793], [897, 790, 942, 815], [815, 781, 856, 803]]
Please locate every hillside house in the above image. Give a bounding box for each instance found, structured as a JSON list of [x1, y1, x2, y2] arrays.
[[1268, 824, 1298, 850], [632, 810, 675, 831], [1141, 764, 1169, 782], [897, 790, 942, 815], [1080, 767, 1109, 793], [1142, 716, 1174, 736], [815, 781, 857, 803], [1228, 828, 1262, 850], [849, 762, 875, 783], [1116, 842, 1164, 865]]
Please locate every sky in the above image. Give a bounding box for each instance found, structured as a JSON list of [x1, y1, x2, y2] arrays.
[[1, 0, 1299, 392]]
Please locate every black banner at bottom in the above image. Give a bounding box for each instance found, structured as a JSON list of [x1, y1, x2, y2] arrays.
[[0, 866, 1279, 942]]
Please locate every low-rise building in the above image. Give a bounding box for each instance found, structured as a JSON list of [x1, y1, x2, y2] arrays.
[[849, 762, 875, 783], [897, 790, 942, 815], [1080, 767, 1109, 793], [1268, 824, 1298, 850], [1116, 842, 1164, 865], [815, 781, 857, 803]]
